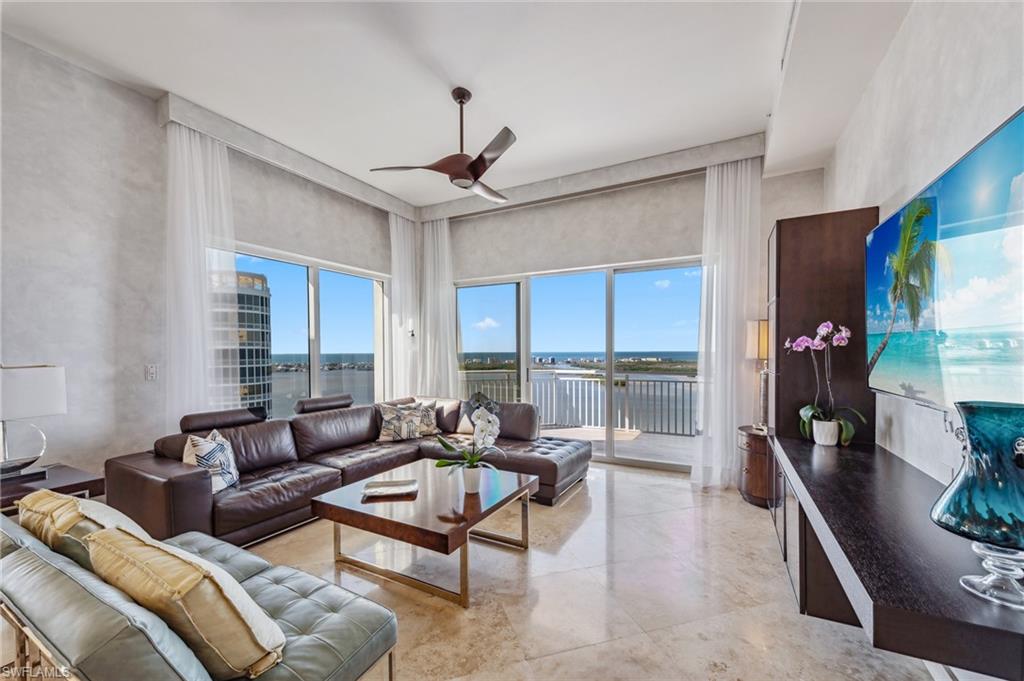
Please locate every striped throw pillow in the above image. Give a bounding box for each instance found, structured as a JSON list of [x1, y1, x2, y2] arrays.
[[183, 429, 240, 493]]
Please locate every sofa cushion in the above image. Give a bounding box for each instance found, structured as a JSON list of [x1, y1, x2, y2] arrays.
[[291, 405, 380, 458], [183, 430, 240, 493], [308, 441, 422, 485], [86, 527, 286, 680], [377, 402, 424, 442], [16, 489, 149, 569], [220, 420, 300, 473], [242, 564, 397, 681], [213, 461, 341, 537], [164, 531, 272, 584], [1, 513, 49, 558], [294, 394, 354, 414], [495, 401, 541, 441], [421, 435, 590, 488], [417, 397, 461, 433], [154, 432, 192, 460], [0, 524, 212, 681], [180, 406, 267, 433]]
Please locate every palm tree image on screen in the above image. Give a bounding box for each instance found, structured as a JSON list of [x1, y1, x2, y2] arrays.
[[867, 198, 945, 375]]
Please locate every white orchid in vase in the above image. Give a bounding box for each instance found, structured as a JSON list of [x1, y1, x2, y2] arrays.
[[784, 321, 867, 446], [436, 406, 505, 492]]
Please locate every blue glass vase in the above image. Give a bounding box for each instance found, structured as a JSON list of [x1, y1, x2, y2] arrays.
[[930, 401, 1024, 609]]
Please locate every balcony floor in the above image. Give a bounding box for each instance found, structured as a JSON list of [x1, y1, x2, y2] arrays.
[[541, 426, 699, 468]]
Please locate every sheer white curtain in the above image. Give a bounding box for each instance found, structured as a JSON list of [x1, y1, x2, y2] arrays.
[[165, 123, 238, 431], [417, 217, 460, 397], [694, 157, 762, 488], [388, 213, 420, 398]]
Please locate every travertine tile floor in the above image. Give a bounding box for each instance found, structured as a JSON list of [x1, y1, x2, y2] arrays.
[[249, 463, 930, 681]]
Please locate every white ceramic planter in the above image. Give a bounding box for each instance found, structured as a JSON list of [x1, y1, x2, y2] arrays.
[[463, 467, 482, 494], [813, 419, 840, 446]]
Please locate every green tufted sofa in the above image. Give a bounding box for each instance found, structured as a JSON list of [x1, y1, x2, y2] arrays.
[[0, 515, 396, 681]]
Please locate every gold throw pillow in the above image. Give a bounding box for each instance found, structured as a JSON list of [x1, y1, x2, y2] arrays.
[[16, 489, 149, 569], [86, 527, 285, 680]]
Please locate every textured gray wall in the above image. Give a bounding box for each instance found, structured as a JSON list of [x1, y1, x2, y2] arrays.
[[1, 36, 166, 473], [2, 37, 392, 473], [450, 174, 706, 281], [824, 0, 1024, 482], [450, 164, 823, 296], [760, 169, 825, 304], [231, 149, 390, 274]]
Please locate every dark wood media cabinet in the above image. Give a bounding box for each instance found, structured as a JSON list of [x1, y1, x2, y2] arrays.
[[770, 435, 1024, 681]]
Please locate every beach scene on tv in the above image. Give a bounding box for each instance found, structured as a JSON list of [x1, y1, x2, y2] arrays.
[[866, 108, 1024, 407]]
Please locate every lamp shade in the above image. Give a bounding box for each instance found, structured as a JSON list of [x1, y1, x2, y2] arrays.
[[745, 320, 769, 361], [0, 365, 67, 421]]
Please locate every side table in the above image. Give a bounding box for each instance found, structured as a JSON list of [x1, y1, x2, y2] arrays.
[[1, 465, 105, 515], [737, 425, 769, 508]]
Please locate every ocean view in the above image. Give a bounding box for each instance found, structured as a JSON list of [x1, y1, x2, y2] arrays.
[[265, 351, 701, 427], [868, 325, 1024, 405]]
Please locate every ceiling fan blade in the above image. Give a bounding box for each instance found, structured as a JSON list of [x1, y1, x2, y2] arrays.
[[369, 165, 426, 172], [468, 181, 509, 204], [467, 127, 516, 180]]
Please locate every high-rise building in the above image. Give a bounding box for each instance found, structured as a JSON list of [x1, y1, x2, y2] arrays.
[[209, 271, 273, 413]]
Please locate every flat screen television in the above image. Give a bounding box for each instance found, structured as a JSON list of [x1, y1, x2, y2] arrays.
[[865, 106, 1024, 407]]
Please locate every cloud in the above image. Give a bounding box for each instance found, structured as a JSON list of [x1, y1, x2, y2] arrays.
[[934, 275, 1013, 329], [672, 319, 691, 327], [654, 279, 671, 289], [683, 268, 702, 277], [472, 317, 500, 331]]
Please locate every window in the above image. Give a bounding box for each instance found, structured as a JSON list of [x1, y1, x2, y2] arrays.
[[319, 269, 377, 405], [232, 253, 310, 419], [208, 248, 384, 418], [456, 283, 521, 401], [454, 260, 702, 470]]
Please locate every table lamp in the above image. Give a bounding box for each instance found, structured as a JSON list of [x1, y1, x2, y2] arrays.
[[746, 320, 769, 432], [0, 364, 67, 479]]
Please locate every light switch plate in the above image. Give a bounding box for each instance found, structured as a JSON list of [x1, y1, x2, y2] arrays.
[[145, 364, 159, 382]]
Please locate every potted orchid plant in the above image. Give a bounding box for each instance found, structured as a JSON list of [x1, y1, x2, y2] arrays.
[[784, 321, 867, 446], [435, 405, 504, 494]]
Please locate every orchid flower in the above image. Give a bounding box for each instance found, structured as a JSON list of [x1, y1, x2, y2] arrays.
[[786, 320, 864, 445]]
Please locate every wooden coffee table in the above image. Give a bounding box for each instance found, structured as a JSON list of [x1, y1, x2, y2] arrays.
[[311, 459, 539, 608]]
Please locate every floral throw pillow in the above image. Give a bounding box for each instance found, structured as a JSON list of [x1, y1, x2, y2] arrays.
[[378, 403, 423, 442], [183, 429, 240, 493], [417, 400, 441, 437]]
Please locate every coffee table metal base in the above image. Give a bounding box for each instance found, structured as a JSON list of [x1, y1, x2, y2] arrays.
[[332, 491, 530, 608]]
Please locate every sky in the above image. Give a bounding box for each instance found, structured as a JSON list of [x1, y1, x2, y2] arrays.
[[865, 108, 1024, 336], [234, 254, 375, 355], [457, 265, 703, 354]]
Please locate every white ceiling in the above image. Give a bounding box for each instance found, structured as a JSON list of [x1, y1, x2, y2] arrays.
[[2, 2, 792, 206]]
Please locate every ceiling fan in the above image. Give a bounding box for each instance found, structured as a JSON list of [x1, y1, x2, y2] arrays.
[[371, 87, 516, 204]]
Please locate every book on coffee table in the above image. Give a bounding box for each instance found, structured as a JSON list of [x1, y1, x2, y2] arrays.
[[361, 479, 419, 500]]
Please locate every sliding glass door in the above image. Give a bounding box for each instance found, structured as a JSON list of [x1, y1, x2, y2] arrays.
[[454, 260, 701, 470], [611, 265, 702, 466], [456, 283, 522, 401], [529, 271, 608, 452]]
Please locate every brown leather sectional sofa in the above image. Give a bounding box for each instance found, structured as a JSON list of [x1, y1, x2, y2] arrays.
[[104, 397, 591, 546]]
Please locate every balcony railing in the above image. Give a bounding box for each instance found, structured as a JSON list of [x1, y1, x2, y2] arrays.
[[459, 369, 699, 437]]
